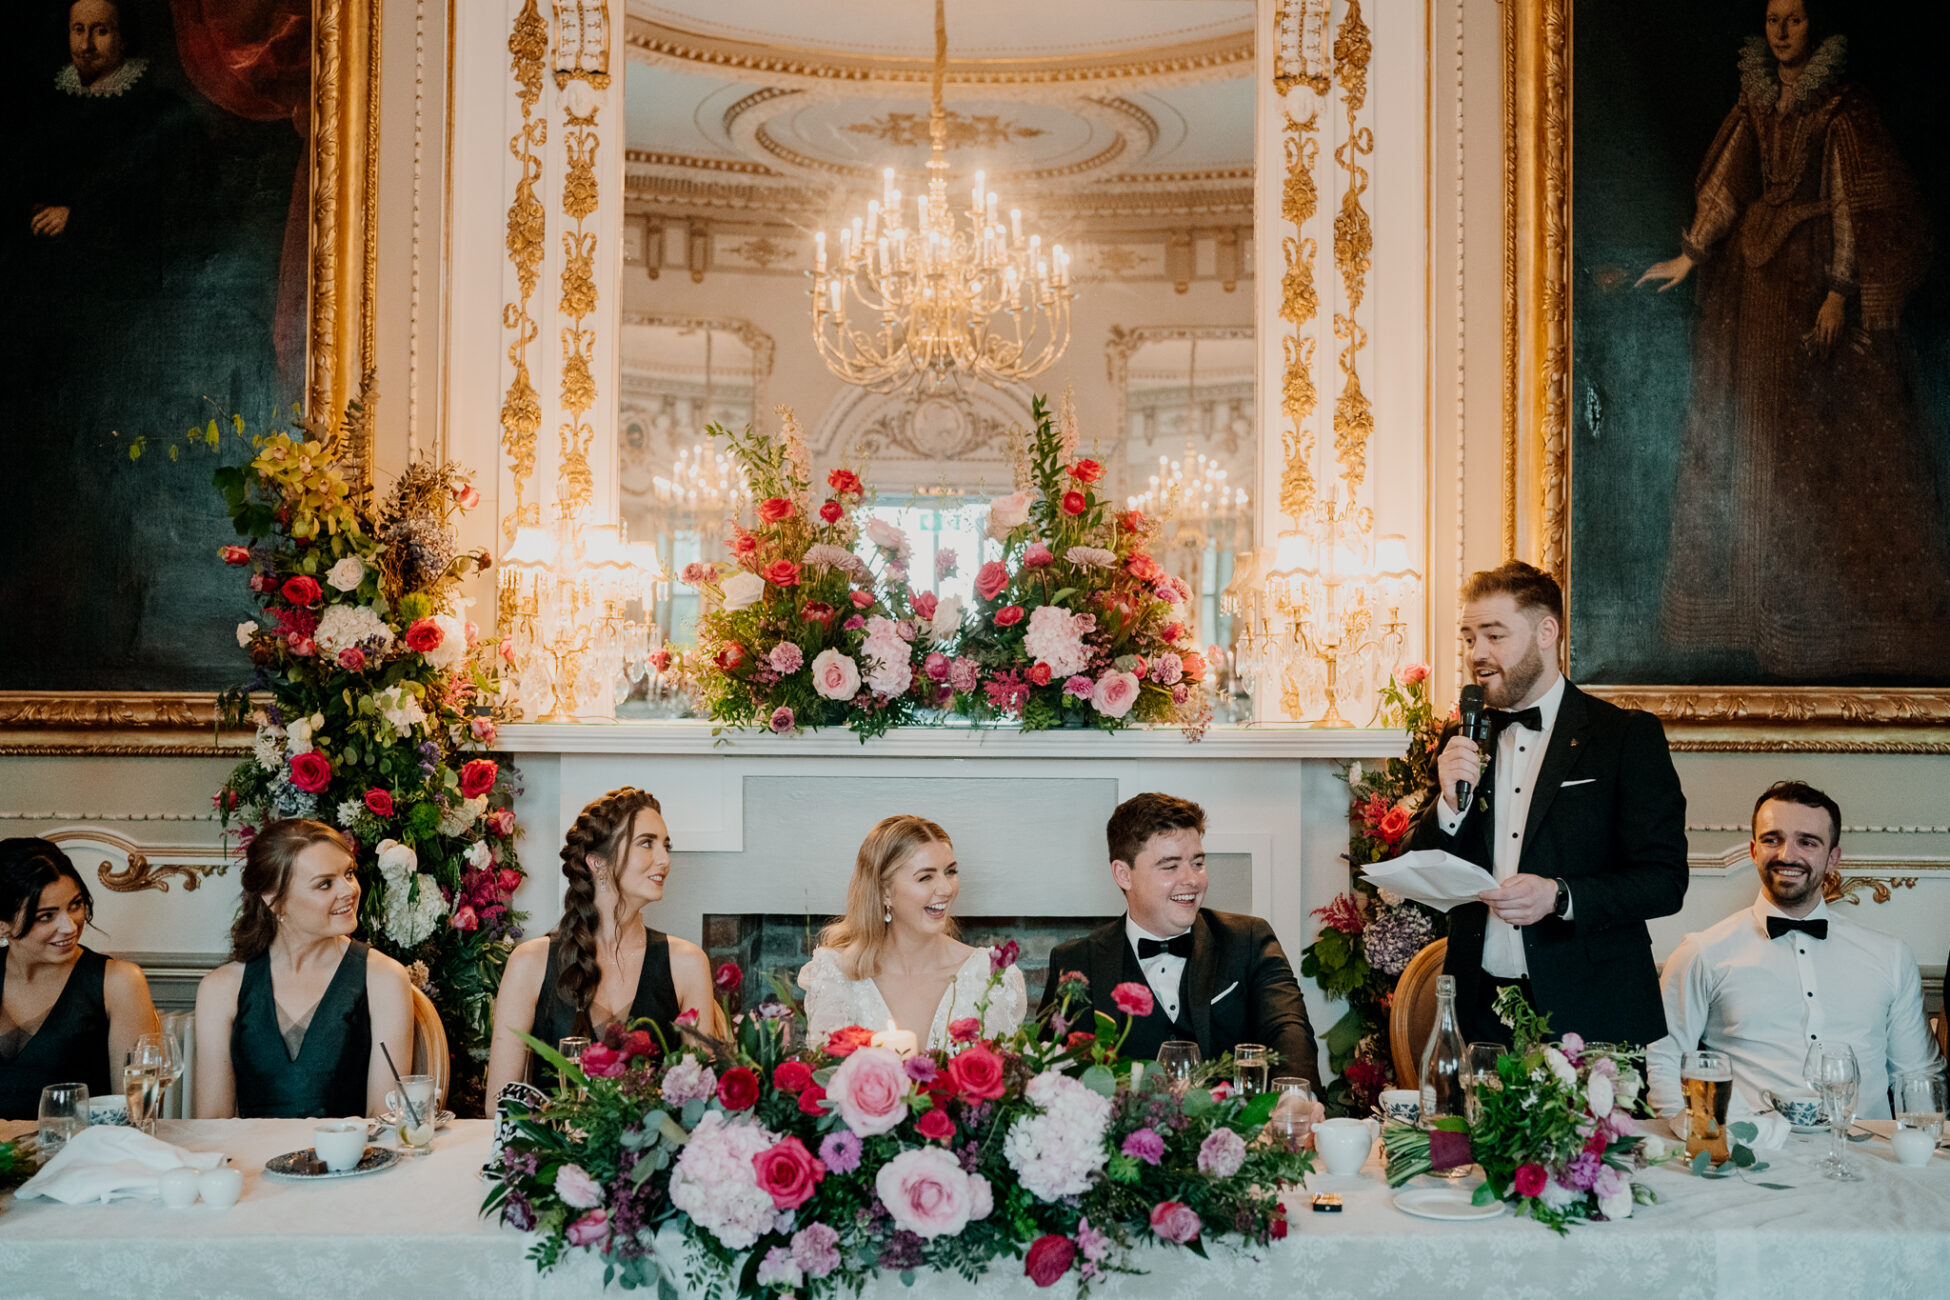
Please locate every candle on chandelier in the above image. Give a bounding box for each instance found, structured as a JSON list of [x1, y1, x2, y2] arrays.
[[972, 170, 985, 215], [817, 230, 828, 271], [867, 198, 881, 239], [883, 166, 896, 208], [1010, 208, 1023, 243]]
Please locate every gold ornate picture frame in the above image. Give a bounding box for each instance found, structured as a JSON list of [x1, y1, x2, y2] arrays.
[[0, 0, 381, 755], [1507, 0, 1950, 753]]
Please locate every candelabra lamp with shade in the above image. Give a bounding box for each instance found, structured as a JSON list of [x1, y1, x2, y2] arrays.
[[498, 513, 665, 722]]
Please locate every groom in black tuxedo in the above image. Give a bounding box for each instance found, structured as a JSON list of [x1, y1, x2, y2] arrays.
[[1040, 792, 1322, 1088], [1407, 561, 1689, 1048]]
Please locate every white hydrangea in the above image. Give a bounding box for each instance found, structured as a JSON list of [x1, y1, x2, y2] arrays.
[[372, 685, 428, 738], [423, 613, 469, 672], [464, 840, 492, 870], [669, 1111, 782, 1250], [1002, 1071, 1112, 1201], [315, 603, 393, 657], [374, 839, 445, 946], [440, 796, 489, 838]]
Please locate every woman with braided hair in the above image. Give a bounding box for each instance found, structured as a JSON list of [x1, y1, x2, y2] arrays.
[[485, 788, 720, 1098]]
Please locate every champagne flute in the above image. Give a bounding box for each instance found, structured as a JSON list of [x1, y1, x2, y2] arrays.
[[128, 1032, 180, 1121], [1804, 1042, 1861, 1181], [1156, 1041, 1201, 1094]]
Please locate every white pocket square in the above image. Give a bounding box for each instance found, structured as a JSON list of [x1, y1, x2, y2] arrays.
[[1560, 778, 1596, 788], [1211, 981, 1239, 1005]]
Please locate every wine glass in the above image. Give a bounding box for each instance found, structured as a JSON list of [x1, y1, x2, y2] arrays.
[[129, 1032, 181, 1118], [1156, 1041, 1201, 1094], [1465, 1042, 1504, 1124], [1803, 1041, 1861, 1181]]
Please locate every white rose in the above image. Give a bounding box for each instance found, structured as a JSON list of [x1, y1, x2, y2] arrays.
[[721, 570, 765, 612], [325, 556, 365, 591], [236, 621, 257, 648], [374, 838, 418, 878], [285, 718, 314, 756], [465, 841, 492, 870], [1543, 1047, 1578, 1089], [989, 492, 1031, 529], [929, 594, 964, 642], [1597, 1187, 1634, 1222], [1587, 1072, 1615, 1118]]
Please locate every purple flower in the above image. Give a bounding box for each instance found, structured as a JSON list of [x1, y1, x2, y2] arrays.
[[843, 614, 867, 631], [879, 1229, 925, 1271], [904, 1056, 940, 1084], [1560, 1151, 1602, 1192], [1361, 904, 1436, 978], [1121, 1127, 1165, 1165], [769, 705, 796, 734], [502, 1191, 537, 1231], [820, 1129, 863, 1175], [792, 1222, 842, 1278]]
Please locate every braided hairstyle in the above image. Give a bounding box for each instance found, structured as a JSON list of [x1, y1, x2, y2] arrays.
[[555, 787, 665, 1036], [228, 819, 356, 964], [818, 814, 954, 980]]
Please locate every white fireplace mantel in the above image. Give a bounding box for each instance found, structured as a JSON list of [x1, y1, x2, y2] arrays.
[[498, 722, 1410, 760]]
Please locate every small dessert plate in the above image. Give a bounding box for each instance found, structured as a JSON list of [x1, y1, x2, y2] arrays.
[[263, 1146, 399, 1181]]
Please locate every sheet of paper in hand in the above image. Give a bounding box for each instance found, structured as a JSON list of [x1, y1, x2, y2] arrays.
[[1360, 850, 1499, 912]]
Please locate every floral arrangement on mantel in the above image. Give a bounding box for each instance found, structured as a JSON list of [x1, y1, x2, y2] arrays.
[[487, 953, 1307, 1295], [1383, 988, 1667, 1233], [1298, 666, 1447, 1115], [148, 410, 527, 1112], [679, 394, 1211, 741]]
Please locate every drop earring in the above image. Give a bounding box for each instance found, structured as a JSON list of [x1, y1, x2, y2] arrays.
[[883, 900, 892, 924]]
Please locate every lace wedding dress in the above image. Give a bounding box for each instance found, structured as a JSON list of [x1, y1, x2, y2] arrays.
[[797, 946, 1027, 1051]]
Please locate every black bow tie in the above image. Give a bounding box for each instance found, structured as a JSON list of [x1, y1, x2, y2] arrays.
[[1137, 933, 1194, 960], [1766, 915, 1828, 941], [1488, 706, 1543, 735]]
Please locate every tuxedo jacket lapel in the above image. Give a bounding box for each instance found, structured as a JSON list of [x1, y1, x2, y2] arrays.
[[1089, 921, 1126, 1029], [1186, 912, 1216, 1054], [1521, 682, 1588, 861]]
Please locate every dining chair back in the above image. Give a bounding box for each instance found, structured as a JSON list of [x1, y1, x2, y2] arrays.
[[1388, 938, 1449, 1091], [410, 984, 451, 1104]]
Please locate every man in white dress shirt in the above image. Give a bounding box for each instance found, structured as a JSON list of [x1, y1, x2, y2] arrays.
[[1647, 782, 1942, 1119]]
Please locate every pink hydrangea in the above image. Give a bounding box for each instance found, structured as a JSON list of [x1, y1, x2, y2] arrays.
[[668, 1111, 782, 1249], [1022, 604, 1093, 678]]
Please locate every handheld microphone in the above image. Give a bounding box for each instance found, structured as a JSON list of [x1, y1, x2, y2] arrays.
[[1455, 684, 1489, 808]]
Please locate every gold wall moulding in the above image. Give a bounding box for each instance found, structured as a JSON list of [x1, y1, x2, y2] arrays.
[[1279, 110, 1321, 528], [43, 830, 229, 895], [0, 693, 250, 753], [1329, 0, 1375, 496], [309, 0, 383, 450], [500, 0, 549, 546], [1105, 325, 1254, 456], [1825, 876, 1920, 907], [847, 110, 1046, 149], [1510, 0, 1950, 749], [1274, 0, 1331, 96]]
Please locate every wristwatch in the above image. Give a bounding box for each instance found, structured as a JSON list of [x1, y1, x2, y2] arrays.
[[1552, 877, 1571, 918]]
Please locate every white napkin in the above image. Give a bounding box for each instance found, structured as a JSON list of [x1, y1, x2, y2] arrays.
[[16, 1125, 228, 1204], [1361, 850, 1500, 911], [1741, 1112, 1790, 1151]]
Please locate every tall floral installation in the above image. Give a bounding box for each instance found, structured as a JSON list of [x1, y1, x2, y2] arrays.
[[156, 411, 526, 1113], [487, 953, 1308, 1294], [1382, 988, 1669, 1232], [1298, 666, 1446, 1114]]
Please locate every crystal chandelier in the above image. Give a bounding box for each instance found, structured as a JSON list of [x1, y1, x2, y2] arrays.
[[498, 515, 664, 722], [810, 0, 1073, 393], [1125, 340, 1250, 545]]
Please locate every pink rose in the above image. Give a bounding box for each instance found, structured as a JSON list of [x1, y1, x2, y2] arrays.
[[453, 482, 481, 509], [460, 758, 498, 799], [1400, 662, 1431, 685], [948, 1017, 980, 1044], [555, 1162, 605, 1209], [451, 905, 479, 931], [1112, 981, 1154, 1018], [219, 544, 252, 565], [336, 647, 366, 672], [975, 561, 1010, 601], [753, 1136, 826, 1210], [579, 1042, 624, 1078], [945, 1042, 1007, 1101], [911, 591, 938, 620], [993, 604, 1024, 627], [1149, 1200, 1201, 1244], [811, 648, 862, 701], [874, 1146, 979, 1239], [924, 651, 951, 682], [849, 589, 874, 610], [1091, 670, 1141, 719], [470, 716, 498, 744], [826, 1046, 910, 1136], [488, 807, 517, 837], [565, 1208, 608, 1247]]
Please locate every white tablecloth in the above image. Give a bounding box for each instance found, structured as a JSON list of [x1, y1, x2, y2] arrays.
[[3, 1119, 1948, 1298]]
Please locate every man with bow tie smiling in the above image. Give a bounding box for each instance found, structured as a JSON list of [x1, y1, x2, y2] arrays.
[[1646, 782, 1941, 1120], [1407, 562, 1690, 1047], [1040, 793, 1321, 1093]]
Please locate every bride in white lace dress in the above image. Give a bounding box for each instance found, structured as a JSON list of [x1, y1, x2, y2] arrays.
[[798, 815, 1026, 1051]]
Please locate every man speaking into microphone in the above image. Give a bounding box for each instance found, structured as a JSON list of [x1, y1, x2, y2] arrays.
[[1407, 562, 1690, 1047]]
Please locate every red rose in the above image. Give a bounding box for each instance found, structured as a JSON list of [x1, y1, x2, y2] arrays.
[[288, 751, 332, 793], [219, 545, 251, 565], [1060, 490, 1086, 516], [1065, 1030, 1096, 1050], [1513, 1162, 1548, 1198], [849, 590, 874, 610], [797, 1083, 828, 1116], [715, 642, 749, 672], [460, 758, 499, 800], [1122, 509, 1147, 532], [1112, 981, 1155, 1018], [819, 500, 844, 524], [250, 572, 276, 593], [405, 618, 444, 653], [945, 1042, 1007, 1101], [825, 1025, 875, 1058], [1027, 663, 1052, 686], [716, 1066, 760, 1111], [1162, 622, 1185, 645], [579, 1041, 621, 1076], [620, 1029, 655, 1061], [828, 468, 864, 496], [802, 601, 836, 626], [1126, 553, 1163, 582], [757, 497, 794, 524], [1271, 1205, 1289, 1239], [773, 1061, 815, 1094], [1377, 806, 1411, 844], [763, 559, 801, 588], [911, 591, 938, 620], [1150, 1200, 1202, 1244], [1068, 459, 1104, 484], [281, 575, 323, 606], [363, 788, 394, 818], [994, 604, 1024, 627], [975, 561, 1010, 601], [729, 530, 758, 558], [915, 1107, 955, 1141], [948, 1017, 980, 1044], [1024, 1235, 1078, 1287], [1181, 653, 1207, 681], [714, 961, 744, 992], [752, 1135, 825, 1210], [648, 646, 672, 673], [498, 866, 523, 893]]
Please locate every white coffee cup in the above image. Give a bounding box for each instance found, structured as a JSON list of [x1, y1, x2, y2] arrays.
[[1378, 1088, 1423, 1125], [1892, 1127, 1936, 1168], [199, 1166, 244, 1209], [1314, 1116, 1381, 1176], [158, 1166, 201, 1208], [312, 1121, 368, 1173]]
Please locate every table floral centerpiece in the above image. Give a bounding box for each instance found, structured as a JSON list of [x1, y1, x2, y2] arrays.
[[1381, 987, 1663, 1232], [487, 953, 1307, 1294], [141, 405, 526, 1112]]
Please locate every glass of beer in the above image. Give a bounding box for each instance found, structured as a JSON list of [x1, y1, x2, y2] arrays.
[[1681, 1049, 1733, 1165]]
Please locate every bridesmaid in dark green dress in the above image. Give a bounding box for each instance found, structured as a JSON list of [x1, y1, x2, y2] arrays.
[[0, 839, 161, 1119], [484, 787, 721, 1100], [193, 820, 414, 1118]]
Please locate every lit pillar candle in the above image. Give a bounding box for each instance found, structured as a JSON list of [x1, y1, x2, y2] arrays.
[[814, 230, 826, 271], [870, 1019, 919, 1058]]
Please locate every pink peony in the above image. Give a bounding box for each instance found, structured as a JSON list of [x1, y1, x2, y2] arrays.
[[875, 1145, 984, 1239], [555, 1162, 605, 1208], [1149, 1200, 1201, 1244], [565, 1208, 608, 1247], [826, 1046, 910, 1136], [1023, 541, 1054, 568], [1092, 671, 1141, 718]]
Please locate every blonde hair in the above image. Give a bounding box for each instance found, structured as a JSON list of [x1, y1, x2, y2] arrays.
[[819, 815, 955, 979]]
